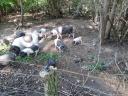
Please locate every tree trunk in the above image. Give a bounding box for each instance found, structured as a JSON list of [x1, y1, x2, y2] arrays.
[[105, 0, 117, 39], [93, 0, 99, 23], [19, 0, 24, 27], [99, 0, 110, 44], [0, 10, 1, 22], [99, 5, 105, 45]]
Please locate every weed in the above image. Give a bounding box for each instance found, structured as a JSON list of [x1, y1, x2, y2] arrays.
[[86, 54, 106, 71], [87, 61, 106, 71]]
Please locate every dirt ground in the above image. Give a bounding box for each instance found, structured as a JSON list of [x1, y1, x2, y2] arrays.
[[0, 18, 128, 96]]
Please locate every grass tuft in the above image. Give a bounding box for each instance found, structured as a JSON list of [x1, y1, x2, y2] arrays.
[[36, 52, 59, 62], [16, 56, 33, 63], [47, 71, 59, 96], [16, 52, 59, 64], [87, 61, 106, 71]]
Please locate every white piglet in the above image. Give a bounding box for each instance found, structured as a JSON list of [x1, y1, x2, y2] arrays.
[[51, 28, 59, 37], [73, 36, 82, 45]]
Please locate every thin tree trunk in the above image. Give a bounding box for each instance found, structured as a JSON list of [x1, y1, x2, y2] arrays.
[[103, 0, 110, 32], [93, 0, 99, 23], [99, 0, 106, 45], [105, 0, 117, 39], [0, 10, 1, 22], [99, 0, 110, 44], [99, 5, 105, 45], [20, 0, 24, 27]]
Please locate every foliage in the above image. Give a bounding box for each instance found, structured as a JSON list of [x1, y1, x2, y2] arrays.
[[0, 0, 15, 9], [71, 0, 80, 11], [45, 0, 63, 18], [0, 0, 97, 18], [0, 0, 17, 14], [23, 0, 48, 13], [0, 44, 10, 55]]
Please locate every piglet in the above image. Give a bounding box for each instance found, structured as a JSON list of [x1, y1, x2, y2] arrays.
[[51, 25, 74, 39], [54, 38, 66, 53], [72, 36, 82, 45], [0, 52, 16, 65], [44, 58, 57, 72]]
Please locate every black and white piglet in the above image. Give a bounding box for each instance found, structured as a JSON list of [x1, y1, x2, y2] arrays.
[[44, 58, 57, 72], [54, 38, 66, 53], [20, 45, 39, 57], [9, 45, 21, 56], [20, 48, 34, 57], [15, 31, 25, 38], [31, 44, 39, 56], [51, 25, 74, 39], [72, 36, 82, 45]]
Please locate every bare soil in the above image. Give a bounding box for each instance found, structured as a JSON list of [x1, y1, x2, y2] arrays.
[[0, 18, 128, 96]]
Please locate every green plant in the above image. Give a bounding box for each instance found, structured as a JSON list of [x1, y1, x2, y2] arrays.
[[15, 52, 59, 64], [16, 55, 33, 63], [0, 44, 10, 55], [87, 61, 106, 71], [47, 71, 59, 96], [24, 0, 48, 13], [0, 0, 17, 14], [36, 52, 59, 62]]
